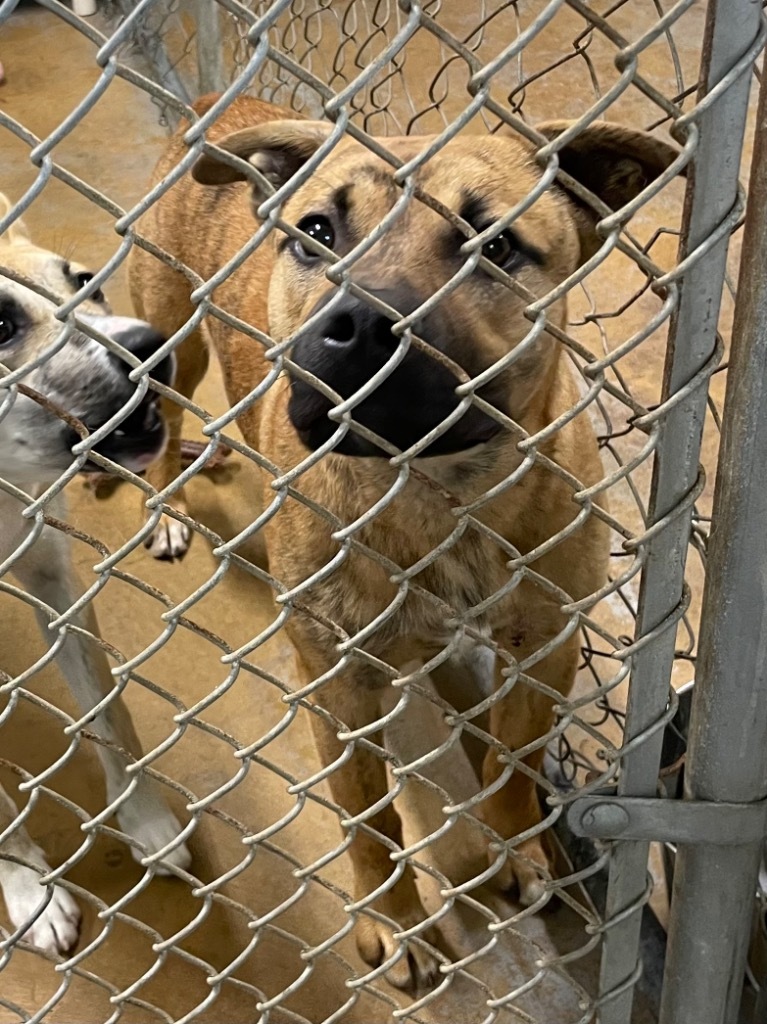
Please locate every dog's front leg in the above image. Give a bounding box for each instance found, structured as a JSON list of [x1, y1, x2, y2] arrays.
[[0, 785, 81, 954], [143, 326, 210, 561], [480, 615, 581, 908], [298, 653, 440, 994], [11, 521, 191, 874]]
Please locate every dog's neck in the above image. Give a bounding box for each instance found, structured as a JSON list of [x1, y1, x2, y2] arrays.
[[413, 439, 508, 489], [0, 399, 59, 491]]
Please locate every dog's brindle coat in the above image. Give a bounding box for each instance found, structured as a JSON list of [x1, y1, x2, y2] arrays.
[[131, 95, 679, 991]]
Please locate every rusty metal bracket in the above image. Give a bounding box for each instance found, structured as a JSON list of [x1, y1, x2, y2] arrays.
[[568, 796, 767, 846]]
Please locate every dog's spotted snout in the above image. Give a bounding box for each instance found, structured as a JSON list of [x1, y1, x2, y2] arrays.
[[86, 315, 174, 387], [72, 315, 174, 474]]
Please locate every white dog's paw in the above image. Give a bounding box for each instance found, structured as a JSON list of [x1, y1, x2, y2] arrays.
[[145, 517, 191, 561], [115, 784, 192, 875], [2, 862, 81, 955]]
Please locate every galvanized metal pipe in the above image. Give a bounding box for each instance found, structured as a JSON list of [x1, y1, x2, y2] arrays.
[[597, 3, 763, 1021], [195, 0, 227, 95], [658, 52, 767, 1024]]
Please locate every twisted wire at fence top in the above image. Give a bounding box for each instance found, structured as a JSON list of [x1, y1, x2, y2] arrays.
[[0, 0, 748, 1021]]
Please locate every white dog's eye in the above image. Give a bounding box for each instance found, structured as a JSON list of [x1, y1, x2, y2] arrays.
[[75, 271, 105, 304], [62, 262, 105, 304], [0, 313, 17, 346]]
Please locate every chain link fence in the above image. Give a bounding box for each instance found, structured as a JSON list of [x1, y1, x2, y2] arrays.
[[0, 0, 765, 1021]]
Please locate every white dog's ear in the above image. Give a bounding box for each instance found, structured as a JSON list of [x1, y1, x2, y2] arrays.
[[533, 120, 683, 262], [0, 193, 31, 246], [193, 120, 335, 190]]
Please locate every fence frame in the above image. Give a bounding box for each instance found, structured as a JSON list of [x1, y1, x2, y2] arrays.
[[564, 3, 767, 1022], [657, 35, 767, 1023]]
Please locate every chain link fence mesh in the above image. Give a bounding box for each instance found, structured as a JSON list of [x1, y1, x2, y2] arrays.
[[0, 0, 762, 1021]]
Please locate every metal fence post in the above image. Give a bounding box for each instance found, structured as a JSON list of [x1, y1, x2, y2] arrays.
[[657, 55, 767, 1024], [195, 0, 227, 95], [594, 3, 763, 1021]]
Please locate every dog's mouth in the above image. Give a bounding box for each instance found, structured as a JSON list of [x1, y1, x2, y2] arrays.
[[74, 395, 167, 474], [288, 359, 503, 458], [292, 397, 501, 457]]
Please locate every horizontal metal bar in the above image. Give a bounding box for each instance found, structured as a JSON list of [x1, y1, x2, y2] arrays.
[[569, 796, 767, 845]]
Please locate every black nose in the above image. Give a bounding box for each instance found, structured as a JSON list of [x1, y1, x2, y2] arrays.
[[288, 290, 413, 441], [288, 285, 505, 457], [319, 308, 369, 349], [311, 292, 414, 358], [112, 322, 174, 386]]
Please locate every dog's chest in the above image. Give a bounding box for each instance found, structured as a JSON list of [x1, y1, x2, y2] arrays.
[[303, 460, 526, 661], [414, 530, 513, 637], [344, 520, 516, 659]]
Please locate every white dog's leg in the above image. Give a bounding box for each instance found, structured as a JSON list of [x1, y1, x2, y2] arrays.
[[0, 785, 81, 954], [11, 518, 191, 874]]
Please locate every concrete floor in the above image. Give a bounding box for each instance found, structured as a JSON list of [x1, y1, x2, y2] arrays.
[[0, 2, 752, 1022]]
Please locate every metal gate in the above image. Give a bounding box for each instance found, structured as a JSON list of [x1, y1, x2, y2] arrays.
[[0, 1, 766, 1022]]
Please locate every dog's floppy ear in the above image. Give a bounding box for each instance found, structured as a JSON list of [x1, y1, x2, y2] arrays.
[[534, 121, 682, 262], [0, 192, 31, 246], [193, 120, 335, 189]]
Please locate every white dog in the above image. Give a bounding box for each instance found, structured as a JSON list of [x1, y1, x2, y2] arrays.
[[0, 195, 191, 955]]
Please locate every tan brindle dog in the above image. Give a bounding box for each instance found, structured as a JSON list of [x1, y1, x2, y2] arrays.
[[130, 95, 679, 992]]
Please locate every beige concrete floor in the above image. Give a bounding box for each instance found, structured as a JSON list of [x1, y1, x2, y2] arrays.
[[0, 2, 751, 1023]]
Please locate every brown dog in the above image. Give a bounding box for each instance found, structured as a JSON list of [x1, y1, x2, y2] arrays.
[[130, 95, 679, 991]]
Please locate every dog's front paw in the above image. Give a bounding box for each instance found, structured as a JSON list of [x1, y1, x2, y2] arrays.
[[144, 517, 191, 560], [490, 833, 552, 907], [115, 785, 192, 874], [3, 864, 81, 955], [354, 911, 441, 995]]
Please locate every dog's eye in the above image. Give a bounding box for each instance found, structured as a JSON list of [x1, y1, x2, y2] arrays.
[[74, 271, 105, 304], [481, 230, 524, 271], [63, 262, 105, 303], [0, 311, 17, 347], [292, 215, 335, 263]]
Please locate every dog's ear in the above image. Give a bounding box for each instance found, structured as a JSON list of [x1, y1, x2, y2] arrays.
[[534, 121, 682, 262], [0, 192, 31, 246], [193, 120, 335, 189]]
